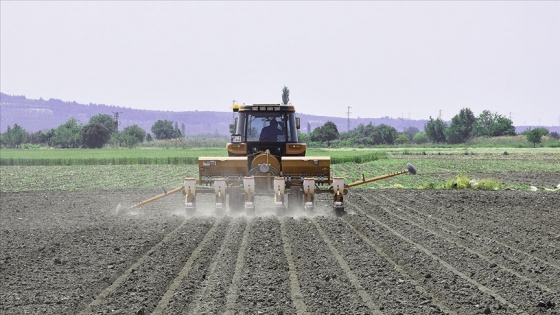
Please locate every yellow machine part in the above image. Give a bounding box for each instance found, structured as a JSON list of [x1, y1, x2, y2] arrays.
[[226, 143, 247, 156], [282, 156, 331, 185], [285, 143, 307, 155], [250, 152, 281, 172], [250, 152, 281, 190], [198, 154, 332, 189], [198, 157, 248, 185]]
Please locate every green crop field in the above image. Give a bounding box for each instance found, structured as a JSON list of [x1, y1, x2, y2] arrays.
[[0, 148, 227, 165], [1, 147, 559, 192], [0, 148, 387, 165], [332, 153, 560, 189]]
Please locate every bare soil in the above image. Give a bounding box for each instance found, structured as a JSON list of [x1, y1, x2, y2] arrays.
[[1, 187, 559, 314]]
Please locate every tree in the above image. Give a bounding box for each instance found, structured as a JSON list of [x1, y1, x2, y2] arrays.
[[526, 128, 545, 147], [151, 120, 182, 139], [297, 130, 310, 143], [525, 127, 549, 148], [446, 108, 476, 144], [81, 123, 111, 148], [123, 125, 146, 142], [396, 134, 409, 144], [473, 110, 516, 137], [52, 118, 82, 148], [173, 123, 183, 138], [89, 114, 117, 134], [413, 131, 429, 144], [310, 121, 339, 146], [529, 127, 549, 137], [403, 126, 420, 141], [120, 125, 146, 147], [1, 124, 28, 148], [282, 86, 290, 105], [351, 123, 372, 146], [343, 122, 373, 146], [372, 124, 398, 145], [29, 130, 48, 145], [424, 117, 447, 143]]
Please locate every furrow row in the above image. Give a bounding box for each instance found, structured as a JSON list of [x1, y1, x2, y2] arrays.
[[372, 192, 560, 292], [400, 190, 560, 263], [79, 217, 217, 314], [347, 198, 524, 314], [352, 192, 559, 313]]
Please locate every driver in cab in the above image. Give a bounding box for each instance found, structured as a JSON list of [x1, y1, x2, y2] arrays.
[[259, 119, 283, 141]]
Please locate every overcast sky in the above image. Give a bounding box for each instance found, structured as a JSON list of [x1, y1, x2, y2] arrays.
[[1, 1, 559, 126]]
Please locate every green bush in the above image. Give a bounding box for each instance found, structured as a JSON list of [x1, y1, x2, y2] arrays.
[[474, 178, 503, 190], [444, 175, 471, 189], [444, 175, 503, 190], [419, 182, 435, 189]]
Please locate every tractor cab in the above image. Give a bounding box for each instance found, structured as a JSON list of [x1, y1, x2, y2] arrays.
[[227, 104, 306, 158]]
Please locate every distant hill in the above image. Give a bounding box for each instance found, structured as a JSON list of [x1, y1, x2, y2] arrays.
[[0, 93, 232, 136], [1, 92, 556, 135], [0, 93, 430, 135]]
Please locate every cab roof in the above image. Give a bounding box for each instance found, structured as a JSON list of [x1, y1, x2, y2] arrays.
[[233, 104, 296, 113]]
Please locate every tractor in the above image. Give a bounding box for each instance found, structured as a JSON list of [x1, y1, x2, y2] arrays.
[[117, 103, 415, 217]]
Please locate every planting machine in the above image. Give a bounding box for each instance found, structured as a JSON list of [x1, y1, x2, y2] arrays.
[[117, 103, 416, 216]]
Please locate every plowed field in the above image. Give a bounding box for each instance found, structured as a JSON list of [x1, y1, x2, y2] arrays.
[[1, 188, 559, 314]]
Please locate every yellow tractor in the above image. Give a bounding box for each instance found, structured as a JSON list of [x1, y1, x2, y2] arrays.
[[117, 103, 415, 217]]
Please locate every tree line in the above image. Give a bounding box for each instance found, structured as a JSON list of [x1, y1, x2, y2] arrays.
[[301, 107, 558, 147], [1, 108, 558, 149], [0, 114, 184, 148]]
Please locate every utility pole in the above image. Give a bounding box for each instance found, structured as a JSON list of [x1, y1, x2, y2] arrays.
[[346, 106, 352, 132], [438, 110, 442, 119]]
